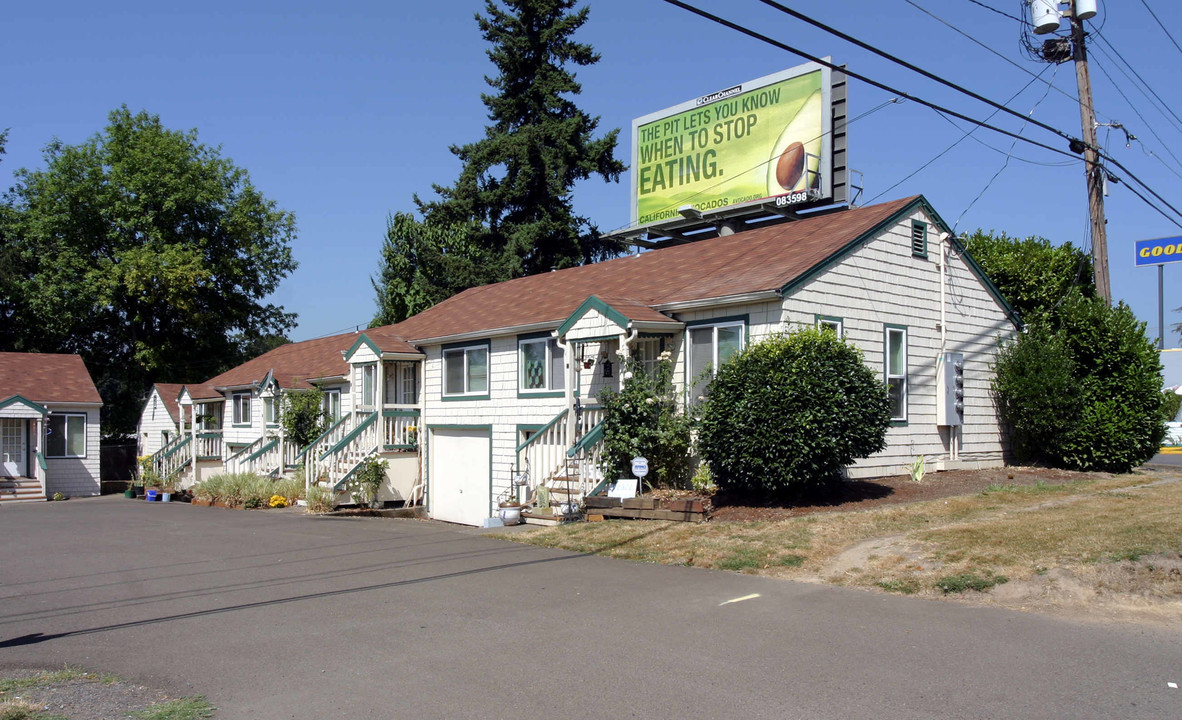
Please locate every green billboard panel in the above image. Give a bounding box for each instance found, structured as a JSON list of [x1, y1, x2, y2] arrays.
[[630, 62, 833, 229]]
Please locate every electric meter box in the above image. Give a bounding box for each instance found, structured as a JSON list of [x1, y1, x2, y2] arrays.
[[936, 352, 964, 426]]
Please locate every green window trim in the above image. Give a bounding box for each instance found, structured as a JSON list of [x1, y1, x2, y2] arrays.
[[518, 332, 566, 398], [815, 314, 845, 338], [441, 340, 492, 401], [911, 220, 929, 259]]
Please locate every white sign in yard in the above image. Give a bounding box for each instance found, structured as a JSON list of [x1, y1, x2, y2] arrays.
[[631, 457, 649, 478]]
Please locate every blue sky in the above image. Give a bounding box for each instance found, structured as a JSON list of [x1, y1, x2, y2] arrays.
[[5, 0, 1181, 348]]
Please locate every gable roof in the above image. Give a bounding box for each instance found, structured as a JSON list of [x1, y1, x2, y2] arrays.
[[203, 332, 361, 390], [369, 196, 946, 343], [0, 352, 102, 404], [149, 383, 186, 424]]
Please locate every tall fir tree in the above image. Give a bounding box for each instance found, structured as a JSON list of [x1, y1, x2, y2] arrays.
[[415, 0, 626, 278]]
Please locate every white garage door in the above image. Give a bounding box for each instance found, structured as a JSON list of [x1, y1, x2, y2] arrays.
[[430, 428, 491, 526]]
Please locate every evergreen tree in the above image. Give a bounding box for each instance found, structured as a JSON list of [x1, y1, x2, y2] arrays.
[[416, 0, 626, 277]]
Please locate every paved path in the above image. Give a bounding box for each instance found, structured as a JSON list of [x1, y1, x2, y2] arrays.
[[1, 497, 1179, 719]]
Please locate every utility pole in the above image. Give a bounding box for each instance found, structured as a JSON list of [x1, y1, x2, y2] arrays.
[[1068, 1, 1110, 305], [1031, 0, 1109, 304]]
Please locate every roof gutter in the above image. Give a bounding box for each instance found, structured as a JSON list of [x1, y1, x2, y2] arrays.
[[411, 320, 558, 346], [652, 290, 780, 313]]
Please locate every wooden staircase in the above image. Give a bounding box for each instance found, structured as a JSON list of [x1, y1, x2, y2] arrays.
[[0, 477, 46, 504]]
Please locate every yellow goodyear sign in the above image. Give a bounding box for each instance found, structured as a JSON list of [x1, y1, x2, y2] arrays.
[[1134, 235, 1182, 266]]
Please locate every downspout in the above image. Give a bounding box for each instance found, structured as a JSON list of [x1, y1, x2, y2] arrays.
[[939, 231, 958, 463], [620, 326, 639, 359], [418, 356, 426, 507]]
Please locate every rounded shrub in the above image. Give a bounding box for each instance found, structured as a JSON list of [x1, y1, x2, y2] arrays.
[[993, 297, 1165, 472], [698, 328, 891, 497]]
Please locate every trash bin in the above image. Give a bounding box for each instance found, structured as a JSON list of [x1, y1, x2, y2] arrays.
[[145, 488, 159, 502]]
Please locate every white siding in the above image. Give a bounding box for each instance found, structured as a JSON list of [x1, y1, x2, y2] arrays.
[[44, 404, 101, 497], [778, 208, 1014, 476], [136, 388, 180, 456], [566, 308, 623, 341]]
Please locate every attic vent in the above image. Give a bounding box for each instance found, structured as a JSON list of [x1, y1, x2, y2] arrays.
[[911, 220, 928, 259]]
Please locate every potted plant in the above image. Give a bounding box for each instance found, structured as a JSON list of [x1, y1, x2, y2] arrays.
[[498, 498, 524, 525]]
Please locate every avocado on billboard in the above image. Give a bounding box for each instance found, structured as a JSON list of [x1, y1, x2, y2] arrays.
[[630, 62, 834, 229]]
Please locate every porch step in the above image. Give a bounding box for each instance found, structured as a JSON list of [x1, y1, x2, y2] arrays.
[[0, 478, 46, 503]]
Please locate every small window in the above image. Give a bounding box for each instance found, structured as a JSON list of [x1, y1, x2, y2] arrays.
[[885, 326, 908, 422], [46, 413, 86, 458], [519, 337, 565, 393], [443, 344, 489, 397], [911, 220, 928, 258], [634, 337, 665, 377], [688, 321, 745, 400], [359, 364, 377, 409], [321, 389, 341, 421], [232, 394, 251, 425], [816, 316, 844, 337], [263, 397, 278, 425]]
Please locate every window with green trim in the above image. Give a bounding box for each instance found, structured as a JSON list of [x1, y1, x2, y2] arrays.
[[519, 337, 565, 392], [444, 345, 489, 396], [688, 321, 744, 400], [885, 326, 908, 422], [816, 316, 844, 337], [359, 364, 377, 409]]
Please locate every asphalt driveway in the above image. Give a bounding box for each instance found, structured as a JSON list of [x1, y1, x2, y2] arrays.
[[1, 496, 1179, 719]]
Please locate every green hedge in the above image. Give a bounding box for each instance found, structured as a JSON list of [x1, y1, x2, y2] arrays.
[[698, 329, 890, 496]]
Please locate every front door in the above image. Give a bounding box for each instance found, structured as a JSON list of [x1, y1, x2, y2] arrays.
[[1, 419, 27, 477]]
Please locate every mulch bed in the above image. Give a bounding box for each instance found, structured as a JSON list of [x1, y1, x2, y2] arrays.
[[654, 466, 1121, 523]]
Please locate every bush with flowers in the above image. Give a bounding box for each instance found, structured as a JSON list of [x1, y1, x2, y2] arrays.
[[597, 350, 694, 489], [268, 494, 288, 508]]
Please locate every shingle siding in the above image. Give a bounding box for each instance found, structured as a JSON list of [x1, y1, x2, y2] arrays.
[[44, 405, 101, 496]]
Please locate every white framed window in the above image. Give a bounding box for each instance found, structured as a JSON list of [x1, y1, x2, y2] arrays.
[[46, 413, 86, 458], [817, 315, 844, 337], [885, 325, 908, 422], [263, 396, 278, 425], [443, 344, 489, 397], [634, 337, 665, 377], [688, 320, 745, 400], [384, 362, 418, 405], [321, 389, 341, 421], [518, 337, 565, 393], [232, 394, 251, 425], [359, 364, 377, 409]]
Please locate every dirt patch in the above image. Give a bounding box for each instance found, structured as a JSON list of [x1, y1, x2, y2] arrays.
[[707, 465, 1113, 522]]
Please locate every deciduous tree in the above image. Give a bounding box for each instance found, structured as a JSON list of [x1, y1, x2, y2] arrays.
[[1, 107, 297, 433]]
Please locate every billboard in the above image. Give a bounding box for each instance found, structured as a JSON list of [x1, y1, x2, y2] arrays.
[[1135, 235, 1182, 267], [630, 62, 834, 229]]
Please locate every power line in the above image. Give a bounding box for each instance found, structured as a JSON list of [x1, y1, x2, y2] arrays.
[[1087, 50, 1182, 175], [867, 67, 1056, 205], [659, 0, 1182, 226], [1139, 0, 1182, 58], [757, 0, 1083, 149], [903, 0, 1094, 117], [952, 62, 1060, 232], [963, 0, 1025, 25], [1091, 30, 1182, 136]]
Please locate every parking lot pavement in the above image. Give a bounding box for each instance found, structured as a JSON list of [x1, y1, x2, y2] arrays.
[[2, 496, 1180, 719]]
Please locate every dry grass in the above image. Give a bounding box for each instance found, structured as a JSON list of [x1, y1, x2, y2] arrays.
[[509, 471, 1182, 619]]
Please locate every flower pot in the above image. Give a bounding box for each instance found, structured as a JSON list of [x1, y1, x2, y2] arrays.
[[124, 489, 136, 499], [498, 503, 523, 525], [132, 484, 145, 498]]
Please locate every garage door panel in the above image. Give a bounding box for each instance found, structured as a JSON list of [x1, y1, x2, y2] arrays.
[[430, 428, 490, 526]]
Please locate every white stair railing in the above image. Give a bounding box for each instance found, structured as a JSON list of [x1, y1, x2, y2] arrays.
[[324, 412, 380, 490], [225, 437, 265, 474], [517, 409, 568, 499], [304, 414, 353, 490]]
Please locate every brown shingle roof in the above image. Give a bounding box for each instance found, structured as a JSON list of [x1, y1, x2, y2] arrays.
[[374, 197, 917, 341], [203, 332, 360, 389], [0, 352, 102, 404], [150, 383, 186, 424]]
